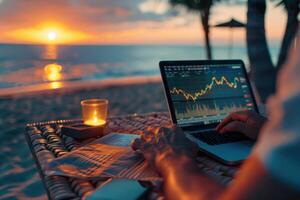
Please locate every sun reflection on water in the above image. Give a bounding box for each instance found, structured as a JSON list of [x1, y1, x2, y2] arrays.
[[44, 45, 58, 60], [50, 81, 63, 89], [44, 63, 63, 89], [44, 63, 63, 81]]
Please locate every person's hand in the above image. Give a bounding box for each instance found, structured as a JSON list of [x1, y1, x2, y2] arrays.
[[216, 110, 267, 140], [131, 126, 198, 175]]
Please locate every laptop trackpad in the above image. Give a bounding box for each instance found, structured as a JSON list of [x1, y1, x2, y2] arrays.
[[188, 135, 254, 165]]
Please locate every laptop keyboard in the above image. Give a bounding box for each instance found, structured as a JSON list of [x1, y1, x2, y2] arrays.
[[191, 130, 249, 145]]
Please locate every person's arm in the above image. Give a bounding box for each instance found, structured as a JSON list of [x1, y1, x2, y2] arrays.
[[220, 155, 300, 200], [132, 127, 223, 199], [160, 154, 223, 200], [132, 127, 300, 200], [162, 154, 300, 200]]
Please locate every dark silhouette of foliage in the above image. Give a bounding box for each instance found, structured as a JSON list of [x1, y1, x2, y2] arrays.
[[247, 0, 299, 102], [169, 0, 220, 59]]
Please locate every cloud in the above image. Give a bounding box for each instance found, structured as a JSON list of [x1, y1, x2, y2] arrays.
[[0, 0, 177, 31], [139, 0, 171, 15]]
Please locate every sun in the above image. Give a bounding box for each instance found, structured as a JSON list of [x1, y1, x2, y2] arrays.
[[47, 31, 57, 41]]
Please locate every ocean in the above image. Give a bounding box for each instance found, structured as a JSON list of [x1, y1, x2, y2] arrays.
[[0, 43, 280, 89]]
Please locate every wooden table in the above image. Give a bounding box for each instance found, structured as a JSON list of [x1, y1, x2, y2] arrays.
[[25, 112, 238, 200]]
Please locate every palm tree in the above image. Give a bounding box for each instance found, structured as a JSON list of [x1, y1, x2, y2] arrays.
[[169, 0, 217, 59], [247, 0, 299, 102], [275, 0, 299, 70]]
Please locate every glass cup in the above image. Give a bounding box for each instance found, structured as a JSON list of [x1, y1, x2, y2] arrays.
[[81, 99, 108, 126]]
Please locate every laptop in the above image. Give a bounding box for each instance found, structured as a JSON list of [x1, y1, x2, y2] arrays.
[[159, 60, 259, 165]]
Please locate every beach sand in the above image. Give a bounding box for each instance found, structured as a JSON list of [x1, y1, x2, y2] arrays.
[[0, 79, 167, 199]]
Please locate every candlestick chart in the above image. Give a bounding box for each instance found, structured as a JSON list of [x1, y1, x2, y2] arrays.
[[165, 65, 255, 125]]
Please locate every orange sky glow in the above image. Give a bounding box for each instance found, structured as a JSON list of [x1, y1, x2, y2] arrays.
[[0, 0, 286, 45]]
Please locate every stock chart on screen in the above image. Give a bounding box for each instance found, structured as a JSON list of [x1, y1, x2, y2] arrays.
[[165, 64, 255, 126]]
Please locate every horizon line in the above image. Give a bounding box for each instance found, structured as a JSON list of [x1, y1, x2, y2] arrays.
[[0, 40, 281, 47]]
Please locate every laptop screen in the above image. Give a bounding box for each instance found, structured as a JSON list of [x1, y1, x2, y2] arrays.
[[163, 63, 256, 127]]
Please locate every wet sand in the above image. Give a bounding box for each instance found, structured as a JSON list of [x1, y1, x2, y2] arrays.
[[0, 79, 167, 199]]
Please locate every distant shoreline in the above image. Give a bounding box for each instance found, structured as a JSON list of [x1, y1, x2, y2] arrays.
[[0, 75, 162, 98]]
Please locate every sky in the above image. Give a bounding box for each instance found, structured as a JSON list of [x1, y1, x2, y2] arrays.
[[0, 0, 287, 45]]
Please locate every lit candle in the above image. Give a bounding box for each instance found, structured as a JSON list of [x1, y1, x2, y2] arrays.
[[84, 118, 106, 126], [81, 99, 108, 127], [84, 111, 106, 126]]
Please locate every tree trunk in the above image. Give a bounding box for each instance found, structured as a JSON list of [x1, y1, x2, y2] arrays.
[[276, 0, 299, 71], [200, 11, 212, 60], [246, 0, 276, 103]]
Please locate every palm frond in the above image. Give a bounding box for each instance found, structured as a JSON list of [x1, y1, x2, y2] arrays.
[[271, 0, 300, 11], [169, 0, 216, 11]]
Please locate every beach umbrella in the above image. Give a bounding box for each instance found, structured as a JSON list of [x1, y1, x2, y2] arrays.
[[214, 18, 246, 58]]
